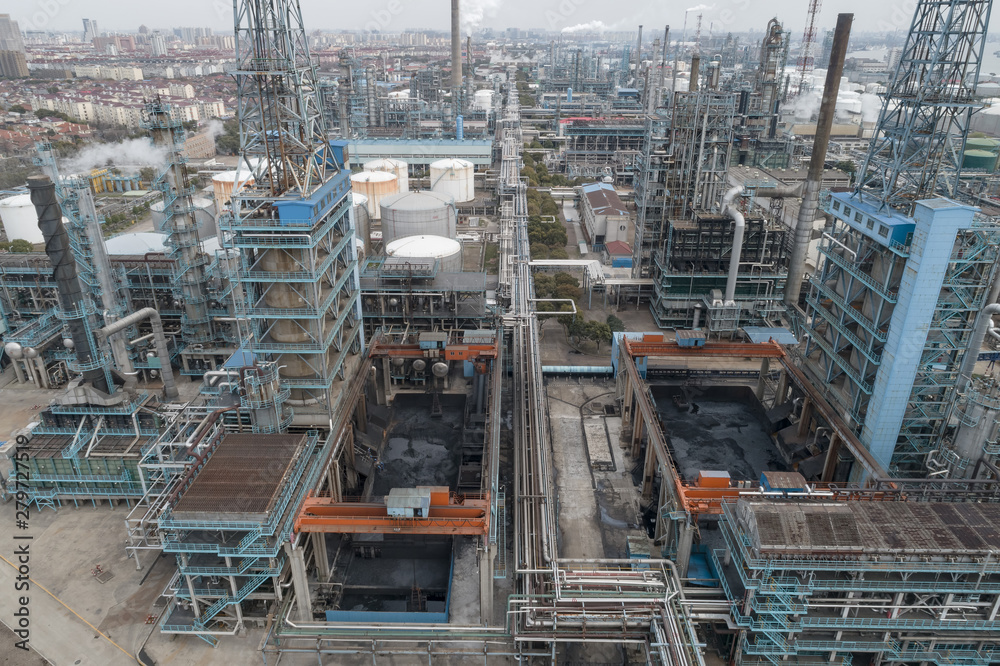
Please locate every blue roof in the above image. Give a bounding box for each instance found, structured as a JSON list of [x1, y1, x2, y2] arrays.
[[743, 327, 798, 345], [224, 349, 256, 368]]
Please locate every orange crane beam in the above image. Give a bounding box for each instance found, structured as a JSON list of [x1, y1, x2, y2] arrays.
[[295, 494, 490, 535], [623, 338, 785, 359]]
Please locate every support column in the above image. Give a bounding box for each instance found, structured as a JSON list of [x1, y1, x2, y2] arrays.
[[675, 520, 695, 577], [755, 358, 769, 401], [797, 397, 814, 438], [225, 556, 244, 630], [774, 370, 789, 408], [822, 433, 842, 483], [34, 356, 49, 389], [641, 434, 656, 500], [285, 541, 312, 622], [11, 357, 25, 384], [479, 539, 493, 625], [180, 554, 201, 616], [312, 533, 330, 581], [654, 479, 668, 543]]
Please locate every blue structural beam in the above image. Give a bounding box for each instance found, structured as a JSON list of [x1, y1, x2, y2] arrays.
[[860, 197, 977, 472]]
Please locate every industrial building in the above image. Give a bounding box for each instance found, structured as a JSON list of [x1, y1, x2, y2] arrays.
[[2, 0, 1000, 663]]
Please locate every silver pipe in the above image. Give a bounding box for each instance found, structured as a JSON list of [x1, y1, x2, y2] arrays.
[[95, 307, 178, 399], [957, 303, 1000, 393], [723, 186, 745, 304]]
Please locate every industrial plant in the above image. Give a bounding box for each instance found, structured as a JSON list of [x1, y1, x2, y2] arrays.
[[1, 0, 1000, 664]]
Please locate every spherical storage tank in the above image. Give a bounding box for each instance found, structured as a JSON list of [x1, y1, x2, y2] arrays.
[[963, 150, 999, 173], [386, 234, 463, 273], [379, 191, 457, 244], [212, 170, 255, 205], [0, 194, 44, 244], [429, 158, 474, 203], [363, 158, 409, 193], [350, 171, 398, 220]]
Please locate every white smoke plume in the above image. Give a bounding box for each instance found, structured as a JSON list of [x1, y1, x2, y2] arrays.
[[787, 89, 822, 122], [204, 118, 225, 140], [562, 20, 610, 34], [860, 93, 882, 123], [462, 0, 502, 35], [686, 3, 714, 11], [62, 138, 169, 175]]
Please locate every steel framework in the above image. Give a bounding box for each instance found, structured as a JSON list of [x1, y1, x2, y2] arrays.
[[854, 0, 992, 212]]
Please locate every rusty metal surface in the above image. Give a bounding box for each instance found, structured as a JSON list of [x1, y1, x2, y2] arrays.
[[742, 500, 1000, 557], [172, 432, 305, 518]]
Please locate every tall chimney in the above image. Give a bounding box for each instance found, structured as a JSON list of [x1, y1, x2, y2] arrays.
[[660, 25, 669, 92], [784, 14, 853, 307], [635, 25, 643, 77], [689, 53, 700, 92], [451, 0, 462, 90], [28, 175, 111, 394]]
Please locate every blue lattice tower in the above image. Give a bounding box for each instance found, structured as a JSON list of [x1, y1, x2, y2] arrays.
[[855, 0, 992, 213], [144, 101, 215, 349], [225, 0, 362, 422]]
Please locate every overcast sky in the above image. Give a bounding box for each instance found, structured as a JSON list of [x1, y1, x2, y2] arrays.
[[11, 0, 980, 39]]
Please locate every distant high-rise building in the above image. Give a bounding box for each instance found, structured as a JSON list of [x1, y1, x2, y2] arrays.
[[151, 32, 167, 57], [82, 18, 99, 43], [0, 50, 28, 78], [887, 46, 904, 71], [0, 14, 25, 53]]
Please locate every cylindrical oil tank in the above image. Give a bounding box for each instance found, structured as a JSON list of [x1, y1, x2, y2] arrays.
[[212, 170, 255, 205], [363, 158, 409, 192], [474, 89, 495, 110], [385, 234, 463, 273], [152, 196, 217, 239], [429, 158, 474, 202], [0, 194, 45, 244], [351, 192, 371, 255], [963, 150, 998, 173], [350, 171, 398, 220], [379, 191, 457, 244], [965, 138, 1000, 153]]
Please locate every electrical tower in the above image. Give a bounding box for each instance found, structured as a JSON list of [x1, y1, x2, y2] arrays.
[[797, 0, 821, 95], [854, 0, 992, 213], [225, 0, 363, 424]]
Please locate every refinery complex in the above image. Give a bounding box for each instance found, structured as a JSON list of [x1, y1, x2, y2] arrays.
[[3, 0, 1000, 664]]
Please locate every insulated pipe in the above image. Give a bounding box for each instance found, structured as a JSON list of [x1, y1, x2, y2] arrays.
[[95, 307, 178, 399], [957, 303, 1000, 393], [28, 175, 111, 394], [785, 13, 853, 307], [723, 186, 745, 304], [688, 53, 700, 91]]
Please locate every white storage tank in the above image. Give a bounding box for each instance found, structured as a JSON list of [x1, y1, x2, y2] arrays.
[[151, 196, 217, 239], [351, 192, 371, 255], [0, 194, 44, 244], [386, 234, 463, 273], [379, 191, 457, 244], [429, 158, 474, 202], [364, 157, 409, 192], [212, 169, 255, 205], [474, 89, 495, 110], [350, 171, 398, 220]]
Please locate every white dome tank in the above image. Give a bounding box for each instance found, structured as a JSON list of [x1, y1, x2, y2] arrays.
[[151, 196, 217, 239], [364, 157, 409, 192], [385, 234, 463, 273], [474, 89, 495, 110], [212, 169, 255, 205], [379, 191, 456, 244], [351, 171, 398, 220], [0, 194, 44, 244], [429, 158, 474, 203]]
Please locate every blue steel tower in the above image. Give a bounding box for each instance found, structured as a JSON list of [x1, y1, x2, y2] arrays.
[[802, 0, 999, 476], [223, 0, 363, 426]]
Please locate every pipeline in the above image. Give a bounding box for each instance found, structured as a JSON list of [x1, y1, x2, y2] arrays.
[[785, 13, 853, 307], [95, 307, 178, 399], [722, 186, 745, 304], [956, 303, 1000, 393], [28, 175, 111, 394]]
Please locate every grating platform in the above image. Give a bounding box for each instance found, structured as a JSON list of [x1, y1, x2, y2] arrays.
[[172, 433, 306, 522]]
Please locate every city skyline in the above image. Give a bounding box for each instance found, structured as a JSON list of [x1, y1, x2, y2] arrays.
[[11, 0, 968, 38]]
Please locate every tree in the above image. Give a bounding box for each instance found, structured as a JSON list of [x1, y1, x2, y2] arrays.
[[9, 239, 35, 253], [530, 242, 550, 259], [554, 272, 579, 288], [9, 104, 26, 114], [554, 283, 581, 302], [606, 314, 626, 333], [583, 321, 613, 352], [216, 119, 240, 155], [534, 273, 555, 296], [549, 247, 569, 259], [559, 312, 585, 342], [139, 166, 158, 184]]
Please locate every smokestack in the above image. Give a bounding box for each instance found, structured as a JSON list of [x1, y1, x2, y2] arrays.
[[660, 26, 669, 92], [451, 0, 462, 90], [784, 13, 853, 307], [635, 25, 643, 78], [28, 175, 111, 394], [689, 53, 700, 92]]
